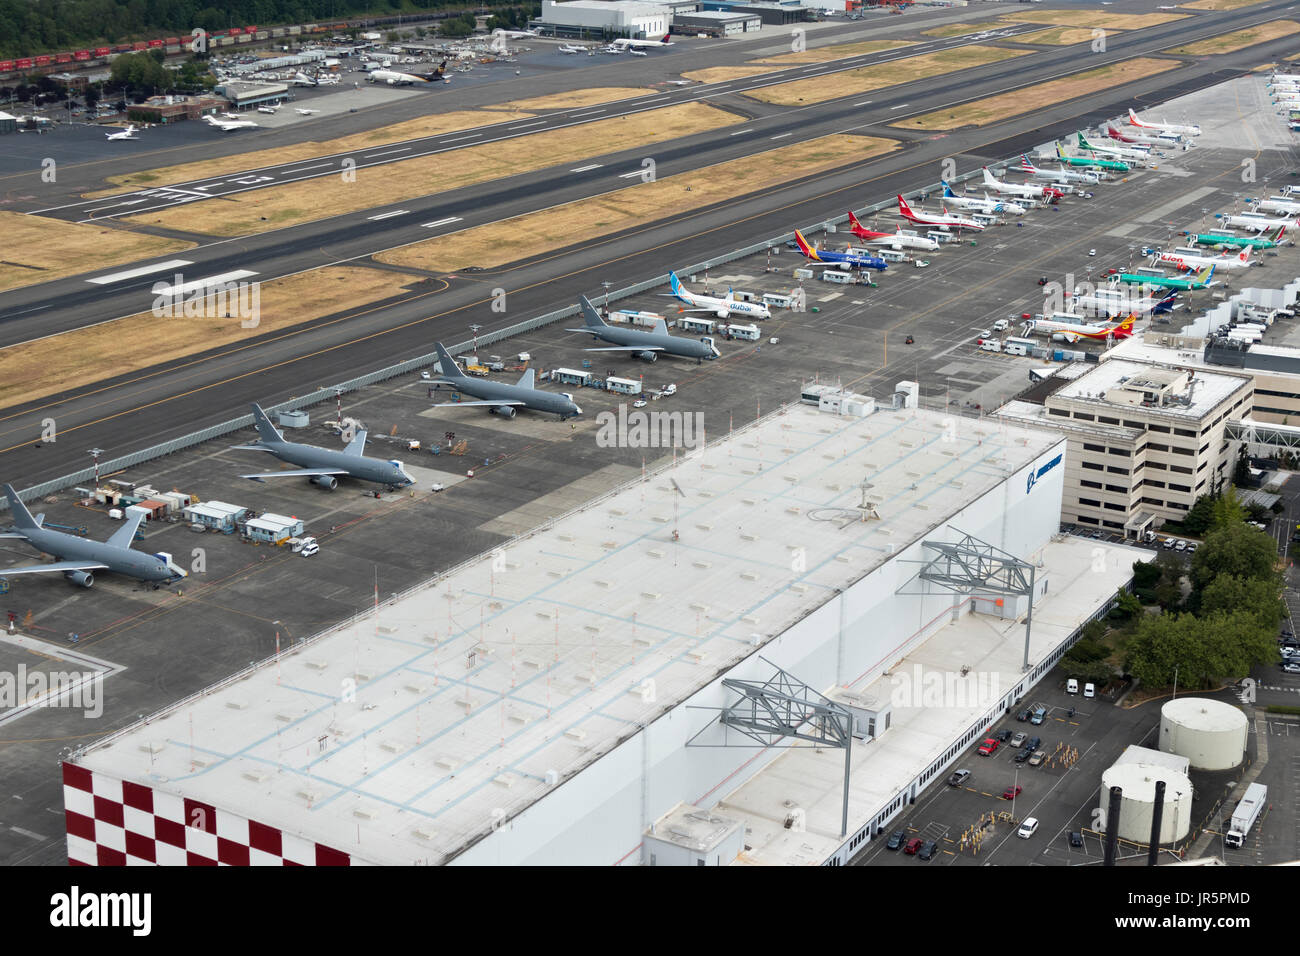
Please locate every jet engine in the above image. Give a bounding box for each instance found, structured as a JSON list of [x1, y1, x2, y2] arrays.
[[636, 351, 659, 362], [491, 405, 517, 418], [63, 569, 94, 588], [312, 475, 339, 489]]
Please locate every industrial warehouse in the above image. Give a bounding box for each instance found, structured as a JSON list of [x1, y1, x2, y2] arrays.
[[62, 392, 1142, 866]]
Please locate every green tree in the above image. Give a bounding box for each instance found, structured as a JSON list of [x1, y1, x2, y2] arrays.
[[1113, 587, 1143, 620], [1190, 521, 1279, 592], [1181, 494, 1217, 536], [1199, 573, 1285, 622]]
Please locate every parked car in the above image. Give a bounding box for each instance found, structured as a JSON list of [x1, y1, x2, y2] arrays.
[[1162, 538, 1176, 550], [948, 769, 972, 787], [904, 837, 924, 855], [997, 729, 1013, 742], [1281, 662, 1300, 674], [978, 737, 999, 756], [1014, 747, 1032, 764], [1001, 785, 1022, 800], [1010, 732, 1028, 748], [1028, 750, 1046, 766], [1016, 708, 1032, 722], [1017, 817, 1040, 839], [1174, 539, 1187, 552], [1025, 736, 1042, 752], [885, 829, 907, 850], [1069, 831, 1083, 848], [1030, 706, 1046, 725], [917, 840, 939, 860]]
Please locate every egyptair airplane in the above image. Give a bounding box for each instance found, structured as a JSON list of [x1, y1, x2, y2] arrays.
[[896, 194, 984, 230], [1128, 107, 1200, 137], [940, 182, 1025, 216], [105, 125, 139, 141], [982, 167, 1063, 202], [846, 212, 940, 251], [203, 115, 258, 131]]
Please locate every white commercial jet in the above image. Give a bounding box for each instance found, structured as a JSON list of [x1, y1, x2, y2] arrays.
[[1220, 209, 1300, 233], [940, 182, 1026, 215], [105, 124, 139, 140], [295, 108, 320, 115], [1157, 246, 1253, 272], [610, 36, 673, 50], [203, 114, 259, 132], [663, 271, 771, 320], [982, 167, 1063, 202], [1127, 107, 1200, 137]]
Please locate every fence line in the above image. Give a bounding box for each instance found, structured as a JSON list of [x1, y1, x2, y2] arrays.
[[7, 161, 1015, 509]]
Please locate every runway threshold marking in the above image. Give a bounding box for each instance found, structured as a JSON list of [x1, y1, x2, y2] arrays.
[[570, 164, 604, 172], [367, 210, 409, 221], [85, 260, 195, 285], [421, 217, 462, 228], [150, 270, 258, 296]]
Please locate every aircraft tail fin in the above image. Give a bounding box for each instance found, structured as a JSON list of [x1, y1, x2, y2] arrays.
[[1240, 247, 1252, 263], [1197, 265, 1213, 285], [249, 403, 284, 444], [847, 210, 865, 233], [653, 318, 669, 335], [106, 507, 146, 550], [897, 194, 914, 218], [1275, 226, 1287, 242], [3, 484, 39, 531], [793, 228, 819, 260], [517, 368, 536, 389], [578, 295, 608, 328], [982, 166, 997, 185], [434, 342, 466, 379]]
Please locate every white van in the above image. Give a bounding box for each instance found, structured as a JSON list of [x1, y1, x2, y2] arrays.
[[1004, 343, 1028, 356], [1066, 678, 1079, 695], [1083, 683, 1096, 699], [979, 339, 1002, 352]]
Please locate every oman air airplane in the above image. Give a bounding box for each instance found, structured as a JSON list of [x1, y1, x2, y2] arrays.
[[1018, 154, 1099, 186], [1157, 246, 1253, 272], [1113, 265, 1215, 292], [1024, 312, 1137, 344], [1128, 107, 1200, 137], [1220, 209, 1299, 233], [982, 167, 1063, 202], [665, 271, 771, 319], [793, 229, 888, 270], [939, 182, 1025, 215], [1185, 228, 1285, 251], [1076, 132, 1149, 164], [897, 194, 984, 230], [846, 212, 941, 251], [1054, 143, 1128, 173]]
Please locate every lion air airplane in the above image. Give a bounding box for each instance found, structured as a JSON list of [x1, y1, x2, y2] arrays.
[[896, 195, 984, 230], [1128, 107, 1200, 137], [981, 167, 1063, 203], [1157, 246, 1253, 272], [846, 212, 941, 251], [1024, 312, 1137, 344]]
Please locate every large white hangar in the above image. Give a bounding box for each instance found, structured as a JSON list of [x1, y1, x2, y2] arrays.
[[62, 390, 1141, 866]]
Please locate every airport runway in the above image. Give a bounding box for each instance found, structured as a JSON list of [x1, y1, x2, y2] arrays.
[[0, 0, 1297, 488]]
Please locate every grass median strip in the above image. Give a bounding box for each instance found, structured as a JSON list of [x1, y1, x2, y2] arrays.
[[1167, 20, 1300, 54], [84, 110, 537, 197], [999, 11, 1187, 29], [1012, 26, 1127, 46], [921, 21, 1013, 38], [489, 87, 657, 110], [375, 133, 898, 274], [741, 45, 1026, 107], [680, 65, 774, 83], [899, 57, 1182, 130], [752, 39, 915, 65], [122, 102, 742, 238], [1182, 0, 1273, 9], [0, 266, 415, 410], [0, 212, 195, 294]]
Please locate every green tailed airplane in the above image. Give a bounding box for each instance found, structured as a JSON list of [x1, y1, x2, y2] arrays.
[[1075, 132, 1148, 165], [1183, 226, 1287, 251], [1114, 264, 1215, 292], [1056, 143, 1129, 173]]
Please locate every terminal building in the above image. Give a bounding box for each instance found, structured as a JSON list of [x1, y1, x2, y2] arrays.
[[62, 390, 1142, 866], [994, 359, 1252, 539]]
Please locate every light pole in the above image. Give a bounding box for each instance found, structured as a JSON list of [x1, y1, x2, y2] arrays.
[[601, 280, 613, 311], [469, 323, 482, 362], [88, 447, 105, 491]]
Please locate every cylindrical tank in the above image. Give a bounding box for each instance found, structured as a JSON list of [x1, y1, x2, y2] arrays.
[[1159, 697, 1248, 770], [1100, 764, 1192, 844]]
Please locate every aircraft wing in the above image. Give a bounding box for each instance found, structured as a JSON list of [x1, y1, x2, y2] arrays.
[[240, 468, 351, 481], [0, 560, 110, 576], [433, 400, 526, 408], [344, 429, 368, 456], [584, 346, 665, 351], [106, 508, 146, 550]]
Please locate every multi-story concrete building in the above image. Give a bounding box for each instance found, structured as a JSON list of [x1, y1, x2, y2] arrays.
[[996, 359, 1253, 538]]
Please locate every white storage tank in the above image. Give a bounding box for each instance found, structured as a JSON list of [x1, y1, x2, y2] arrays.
[[1159, 697, 1248, 770], [1100, 764, 1193, 844]]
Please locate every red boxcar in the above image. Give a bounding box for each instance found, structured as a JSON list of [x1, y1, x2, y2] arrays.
[[95, 46, 111, 56], [74, 50, 91, 61], [34, 54, 51, 66], [147, 38, 162, 47], [0, 60, 15, 72], [245, 25, 258, 34], [56, 52, 72, 63], [112, 44, 131, 53], [229, 27, 242, 35], [165, 37, 180, 45], [132, 41, 147, 50], [16, 57, 33, 69]]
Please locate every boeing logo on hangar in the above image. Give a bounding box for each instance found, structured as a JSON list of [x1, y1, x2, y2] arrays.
[[1026, 454, 1062, 494]]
